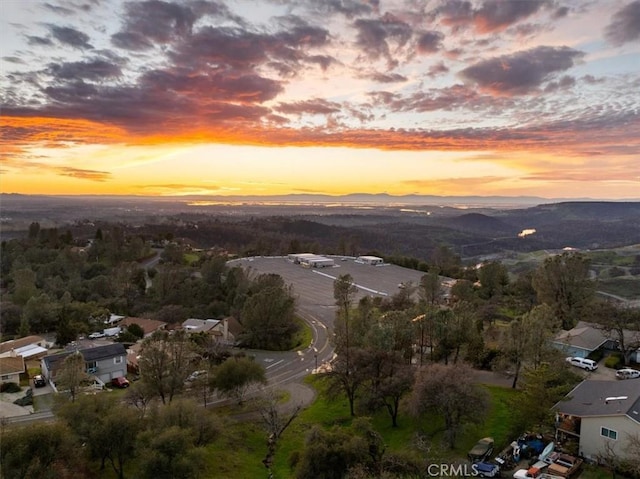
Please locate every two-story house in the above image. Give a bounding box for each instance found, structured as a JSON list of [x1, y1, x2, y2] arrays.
[[41, 343, 127, 386], [554, 380, 640, 462]]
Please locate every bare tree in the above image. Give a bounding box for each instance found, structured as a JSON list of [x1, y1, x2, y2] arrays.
[[260, 390, 302, 478], [333, 274, 358, 416]]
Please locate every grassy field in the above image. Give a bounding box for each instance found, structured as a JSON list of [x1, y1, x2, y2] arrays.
[[597, 277, 640, 300], [206, 376, 523, 478]]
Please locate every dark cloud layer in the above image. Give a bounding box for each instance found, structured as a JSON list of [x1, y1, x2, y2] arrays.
[[460, 46, 584, 95], [605, 0, 640, 45]]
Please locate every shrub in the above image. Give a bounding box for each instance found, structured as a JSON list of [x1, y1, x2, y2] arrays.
[[604, 353, 623, 369], [0, 382, 21, 393], [13, 388, 33, 406], [587, 349, 604, 362]]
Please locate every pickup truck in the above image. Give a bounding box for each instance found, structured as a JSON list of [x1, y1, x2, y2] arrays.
[[546, 453, 582, 478], [513, 467, 563, 479]]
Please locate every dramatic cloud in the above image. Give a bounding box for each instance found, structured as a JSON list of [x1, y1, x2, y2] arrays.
[[275, 99, 342, 116], [111, 31, 154, 51], [605, 0, 640, 45], [116, 0, 197, 45], [1, 0, 638, 198], [56, 166, 110, 181], [26, 35, 53, 46], [432, 0, 474, 29], [431, 0, 546, 33], [416, 31, 444, 54], [460, 46, 584, 95], [48, 59, 122, 81], [474, 0, 547, 33], [353, 13, 413, 63], [366, 72, 408, 83], [49, 25, 92, 49]]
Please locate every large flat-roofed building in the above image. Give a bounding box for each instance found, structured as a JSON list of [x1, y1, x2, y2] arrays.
[[288, 253, 335, 268], [356, 255, 384, 265], [304, 256, 335, 268], [288, 253, 316, 263]]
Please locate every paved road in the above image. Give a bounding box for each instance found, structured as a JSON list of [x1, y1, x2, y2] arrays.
[[227, 256, 427, 382]]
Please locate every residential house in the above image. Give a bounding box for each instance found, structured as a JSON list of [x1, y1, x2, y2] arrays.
[[554, 380, 640, 462], [181, 318, 233, 343], [551, 321, 640, 362], [0, 335, 51, 360], [119, 317, 167, 338], [41, 343, 127, 386], [0, 356, 25, 385], [551, 321, 615, 359]]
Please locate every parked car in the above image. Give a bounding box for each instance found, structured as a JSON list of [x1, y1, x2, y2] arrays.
[[616, 368, 640, 380], [565, 357, 598, 371], [474, 461, 500, 478], [513, 467, 563, 479], [111, 376, 130, 388], [89, 332, 105, 339], [33, 375, 46, 388], [469, 437, 494, 463]]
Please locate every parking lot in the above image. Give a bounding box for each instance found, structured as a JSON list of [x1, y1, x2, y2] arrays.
[[229, 256, 429, 328]]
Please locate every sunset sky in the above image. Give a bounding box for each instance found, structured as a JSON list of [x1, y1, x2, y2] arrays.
[[1, 0, 639, 199]]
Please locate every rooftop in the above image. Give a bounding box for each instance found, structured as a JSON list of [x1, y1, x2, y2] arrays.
[[555, 380, 640, 423], [0, 335, 46, 355], [552, 321, 610, 352]]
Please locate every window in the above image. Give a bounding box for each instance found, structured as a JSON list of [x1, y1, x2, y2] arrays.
[[86, 361, 97, 373], [601, 427, 618, 440], [114, 356, 123, 364], [1, 375, 10, 380]]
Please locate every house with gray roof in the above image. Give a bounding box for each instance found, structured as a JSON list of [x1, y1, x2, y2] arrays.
[[554, 380, 640, 462], [41, 343, 127, 386], [182, 318, 233, 343], [551, 321, 615, 358]]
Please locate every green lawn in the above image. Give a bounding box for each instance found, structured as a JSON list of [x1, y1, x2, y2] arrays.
[[207, 375, 523, 479], [292, 316, 313, 351]]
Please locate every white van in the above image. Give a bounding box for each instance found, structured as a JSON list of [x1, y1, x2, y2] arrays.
[[566, 357, 598, 371]]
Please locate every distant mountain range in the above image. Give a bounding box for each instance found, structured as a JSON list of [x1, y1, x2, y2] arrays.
[[3, 192, 638, 209]]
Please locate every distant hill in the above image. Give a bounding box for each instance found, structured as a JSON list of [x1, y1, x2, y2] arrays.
[[433, 213, 516, 235], [1, 195, 639, 260]]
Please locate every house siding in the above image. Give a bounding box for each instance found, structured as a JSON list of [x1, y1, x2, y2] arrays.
[[90, 355, 127, 383], [579, 416, 640, 461], [0, 371, 21, 384]]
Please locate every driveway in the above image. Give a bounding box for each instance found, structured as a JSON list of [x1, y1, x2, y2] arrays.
[[0, 389, 33, 418]]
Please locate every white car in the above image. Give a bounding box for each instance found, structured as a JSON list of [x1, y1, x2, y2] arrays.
[[88, 332, 105, 339], [616, 368, 640, 380], [565, 357, 598, 371]]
